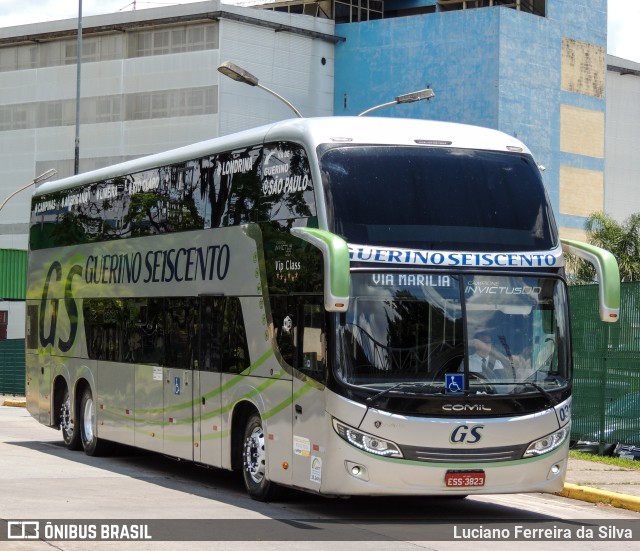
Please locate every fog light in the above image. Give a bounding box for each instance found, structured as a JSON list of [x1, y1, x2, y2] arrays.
[[547, 462, 564, 480], [345, 461, 369, 481]]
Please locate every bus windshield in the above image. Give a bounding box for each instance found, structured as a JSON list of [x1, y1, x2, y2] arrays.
[[335, 273, 569, 397], [320, 145, 557, 251]]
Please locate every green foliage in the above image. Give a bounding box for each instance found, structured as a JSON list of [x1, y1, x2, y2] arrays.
[[569, 450, 640, 470], [566, 212, 640, 284]]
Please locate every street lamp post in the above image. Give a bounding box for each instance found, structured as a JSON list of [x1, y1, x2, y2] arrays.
[[74, 0, 83, 175], [358, 88, 435, 116], [0, 169, 58, 214], [217, 61, 303, 118], [217, 61, 434, 119]]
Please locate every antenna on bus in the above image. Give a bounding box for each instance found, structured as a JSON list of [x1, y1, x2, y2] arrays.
[[358, 88, 435, 116], [217, 61, 303, 118]]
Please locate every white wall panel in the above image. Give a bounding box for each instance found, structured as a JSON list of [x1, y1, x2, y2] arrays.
[[0, 70, 38, 105], [122, 115, 219, 156], [605, 63, 640, 221], [123, 50, 220, 94]]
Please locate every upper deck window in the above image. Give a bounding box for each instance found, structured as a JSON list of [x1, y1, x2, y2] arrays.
[[29, 141, 316, 250], [320, 145, 557, 252]]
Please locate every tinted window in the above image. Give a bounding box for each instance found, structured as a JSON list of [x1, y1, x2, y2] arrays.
[[199, 296, 250, 373], [270, 294, 327, 383], [260, 142, 316, 222], [165, 297, 199, 368], [84, 297, 199, 368], [320, 146, 557, 252], [209, 146, 262, 227], [30, 141, 318, 250]]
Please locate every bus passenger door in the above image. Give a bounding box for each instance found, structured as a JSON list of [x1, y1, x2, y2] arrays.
[[162, 298, 199, 461], [291, 299, 328, 492]]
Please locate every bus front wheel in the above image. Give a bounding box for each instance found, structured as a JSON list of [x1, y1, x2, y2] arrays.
[[60, 387, 81, 451], [242, 412, 280, 501], [79, 388, 110, 456]]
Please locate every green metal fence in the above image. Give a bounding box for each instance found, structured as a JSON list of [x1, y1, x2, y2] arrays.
[[0, 338, 25, 395], [570, 282, 640, 452]]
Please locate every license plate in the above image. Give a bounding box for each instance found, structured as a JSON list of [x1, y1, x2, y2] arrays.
[[445, 470, 486, 487]]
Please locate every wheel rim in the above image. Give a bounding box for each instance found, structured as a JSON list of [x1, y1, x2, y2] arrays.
[[83, 395, 96, 443], [60, 395, 73, 439], [244, 425, 266, 484]]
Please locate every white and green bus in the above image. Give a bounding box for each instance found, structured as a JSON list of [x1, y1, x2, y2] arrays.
[[26, 116, 619, 500]]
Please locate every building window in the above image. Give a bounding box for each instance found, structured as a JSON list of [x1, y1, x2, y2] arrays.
[[127, 24, 219, 58]]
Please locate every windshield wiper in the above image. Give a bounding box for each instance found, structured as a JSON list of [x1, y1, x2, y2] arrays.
[[365, 382, 441, 406], [508, 381, 559, 407]]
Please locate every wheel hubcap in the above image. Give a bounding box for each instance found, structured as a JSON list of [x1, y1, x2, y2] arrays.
[[244, 425, 266, 484], [60, 396, 73, 438], [83, 396, 95, 443]]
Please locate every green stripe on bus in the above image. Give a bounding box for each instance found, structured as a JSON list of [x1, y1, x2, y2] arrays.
[[121, 348, 276, 416], [263, 383, 313, 420]]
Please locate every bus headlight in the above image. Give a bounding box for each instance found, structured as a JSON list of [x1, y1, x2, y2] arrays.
[[523, 424, 570, 457], [332, 419, 403, 458]]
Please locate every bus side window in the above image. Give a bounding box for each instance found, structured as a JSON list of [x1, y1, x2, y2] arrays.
[[200, 296, 249, 373], [165, 297, 199, 369], [260, 142, 316, 223], [210, 146, 262, 228], [83, 298, 124, 362], [200, 296, 223, 372], [270, 295, 327, 383], [221, 298, 250, 374], [271, 295, 298, 368], [299, 298, 327, 383]]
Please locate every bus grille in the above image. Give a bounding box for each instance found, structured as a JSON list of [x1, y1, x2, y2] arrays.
[[400, 444, 529, 463]]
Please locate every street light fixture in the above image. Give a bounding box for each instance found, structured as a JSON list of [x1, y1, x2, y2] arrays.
[[0, 169, 58, 213], [217, 61, 303, 119], [358, 88, 435, 116]]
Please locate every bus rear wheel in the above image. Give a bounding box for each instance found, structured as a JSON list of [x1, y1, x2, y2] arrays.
[[60, 387, 81, 450], [79, 388, 110, 456], [242, 412, 280, 501]]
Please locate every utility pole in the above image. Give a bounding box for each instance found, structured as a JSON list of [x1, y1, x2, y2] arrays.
[[74, 0, 83, 175]]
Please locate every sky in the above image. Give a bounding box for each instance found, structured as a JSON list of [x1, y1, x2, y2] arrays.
[[0, 0, 638, 64]]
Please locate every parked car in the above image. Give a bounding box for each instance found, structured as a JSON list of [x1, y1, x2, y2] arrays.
[[613, 443, 640, 460], [571, 392, 640, 456]]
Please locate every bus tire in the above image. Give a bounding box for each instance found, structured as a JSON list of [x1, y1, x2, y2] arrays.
[[242, 412, 280, 501], [60, 387, 81, 451], [79, 387, 110, 457]]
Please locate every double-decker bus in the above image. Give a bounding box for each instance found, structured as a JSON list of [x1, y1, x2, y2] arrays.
[[26, 116, 619, 500]]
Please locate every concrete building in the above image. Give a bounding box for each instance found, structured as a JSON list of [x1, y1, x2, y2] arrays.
[[0, 1, 336, 342], [605, 55, 640, 222], [328, 0, 608, 242], [0, 1, 337, 251]]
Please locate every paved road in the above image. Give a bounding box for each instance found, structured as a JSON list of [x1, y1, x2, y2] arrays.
[[1, 405, 639, 550]]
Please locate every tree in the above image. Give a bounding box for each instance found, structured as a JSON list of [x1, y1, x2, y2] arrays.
[[566, 212, 640, 283]]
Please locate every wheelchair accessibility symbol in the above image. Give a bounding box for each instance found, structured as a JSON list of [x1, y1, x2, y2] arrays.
[[445, 373, 464, 394]]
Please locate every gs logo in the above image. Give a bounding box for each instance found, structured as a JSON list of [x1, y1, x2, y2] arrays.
[[450, 424, 484, 444], [39, 261, 82, 353]]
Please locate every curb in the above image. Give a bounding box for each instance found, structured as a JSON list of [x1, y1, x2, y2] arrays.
[[558, 483, 640, 513], [1, 398, 26, 408]]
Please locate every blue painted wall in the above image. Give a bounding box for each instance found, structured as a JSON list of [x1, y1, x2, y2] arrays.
[[335, 0, 607, 234]]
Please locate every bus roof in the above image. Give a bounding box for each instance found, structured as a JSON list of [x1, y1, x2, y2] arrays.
[[33, 116, 532, 197]]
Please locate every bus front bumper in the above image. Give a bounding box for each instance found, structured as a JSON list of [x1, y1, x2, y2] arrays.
[[317, 438, 568, 497]]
